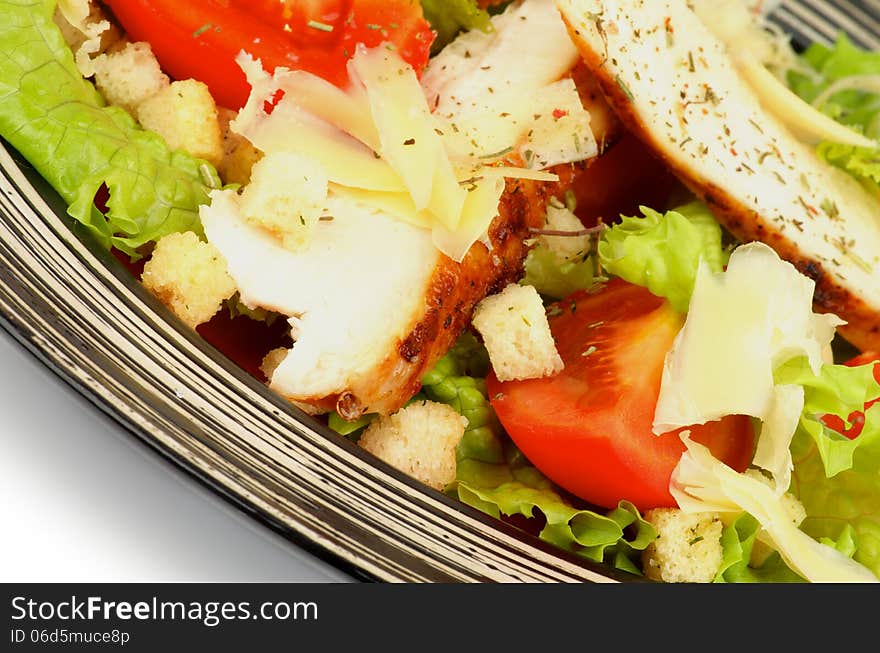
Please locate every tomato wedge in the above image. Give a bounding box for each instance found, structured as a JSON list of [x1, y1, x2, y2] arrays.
[[102, 0, 435, 110], [487, 279, 755, 511]]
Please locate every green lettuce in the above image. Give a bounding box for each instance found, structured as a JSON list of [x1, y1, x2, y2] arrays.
[[419, 0, 494, 54], [816, 141, 880, 194], [520, 246, 596, 301], [715, 514, 804, 583], [788, 33, 880, 134], [597, 202, 728, 312], [0, 0, 219, 258], [788, 33, 880, 192], [775, 357, 880, 578], [421, 332, 657, 574]]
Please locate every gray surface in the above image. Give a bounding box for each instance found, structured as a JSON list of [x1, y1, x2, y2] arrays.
[[0, 328, 355, 583]]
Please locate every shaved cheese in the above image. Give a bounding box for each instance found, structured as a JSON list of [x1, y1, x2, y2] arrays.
[[328, 185, 434, 231], [520, 78, 598, 169], [349, 45, 466, 224], [231, 56, 407, 192], [332, 177, 506, 264], [229, 25, 583, 261], [672, 436, 878, 583], [58, 0, 110, 77], [433, 176, 506, 263], [653, 243, 843, 489]]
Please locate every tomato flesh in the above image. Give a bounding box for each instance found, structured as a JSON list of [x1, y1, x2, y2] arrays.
[[487, 279, 755, 511], [103, 0, 435, 109]]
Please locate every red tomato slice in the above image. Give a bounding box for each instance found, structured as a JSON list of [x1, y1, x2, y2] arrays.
[[487, 279, 755, 511], [103, 0, 435, 110]]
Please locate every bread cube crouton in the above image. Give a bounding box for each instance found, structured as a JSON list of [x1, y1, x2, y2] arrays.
[[92, 41, 169, 113], [136, 79, 224, 167], [239, 152, 329, 251], [471, 283, 564, 382], [217, 107, 264, 186], [537, 200, 591, 263], [642, 509, 724, 583], [358, 400, 468, 491], [141, 231, 237, 329]]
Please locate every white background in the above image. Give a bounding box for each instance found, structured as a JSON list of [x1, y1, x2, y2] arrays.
[[0, 327, 354, 583]]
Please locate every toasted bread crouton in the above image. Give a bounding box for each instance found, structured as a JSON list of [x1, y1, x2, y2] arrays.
[[92, 41, 169, 113], [217, 107, 264, 186], [472, 283, 563, 382], [141, 231, 237, 329], [136, 79, 224, 167], [238, 152, 329, 250], [358, 400, 467, 491], [642, 508, 724, 583]]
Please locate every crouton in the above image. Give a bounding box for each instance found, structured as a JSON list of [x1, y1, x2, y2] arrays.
[[358, 400, 467, 491], [537, 199, 591, 264], [471, 283, 563, 382], [136, 79, 224, 167], [642, 508, 725, 583], [92, 41, 169, 114], [217, 107, 264, 186], [141, 231, 237, 329], [238, 152, 329, 251]]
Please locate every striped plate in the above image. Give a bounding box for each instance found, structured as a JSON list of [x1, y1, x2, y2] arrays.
[[0, 1, 876, 583]]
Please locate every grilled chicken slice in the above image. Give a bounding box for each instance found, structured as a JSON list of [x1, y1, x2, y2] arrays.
[[556, 0, 880, 352], [201, 0, 613, 420], [203, 168, 582, 420]]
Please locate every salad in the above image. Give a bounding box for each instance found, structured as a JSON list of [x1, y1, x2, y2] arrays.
[[3, 0, 880, 583]]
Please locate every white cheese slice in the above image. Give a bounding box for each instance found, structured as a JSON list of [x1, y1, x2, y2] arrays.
[[672, 436, 878, 583], [349, 45, 467, 228], [653, 242, 843, 489]]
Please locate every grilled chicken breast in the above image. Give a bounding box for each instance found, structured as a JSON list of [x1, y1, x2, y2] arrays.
[[202, 0, 613, 420], [203, 167, 582, 420], [556, 0, 880, 352]]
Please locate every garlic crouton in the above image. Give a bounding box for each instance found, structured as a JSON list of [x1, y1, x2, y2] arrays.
[[471, 283, 563, 382], [217, 107, 264, 186], [239, 152, 329, 251], [141, 231, 237, 329], [136, 79, 224, 167], [642, 509, 725, 583], [358, 400, 467, 491], [92, 41, 169, 114]]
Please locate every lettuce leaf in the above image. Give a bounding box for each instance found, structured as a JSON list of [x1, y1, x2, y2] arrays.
[[715, 513, 805, 583], [780, 358, 880, 578], [788, 33, 880, 134], [0, 0, 218, 258], [421, 332, 657, 574], [816, 141, 880, 194], [520, 246, 596, 301], [787, 33, 880, 193], [597, 202, 728, 312], [419, 0, 493, 54]]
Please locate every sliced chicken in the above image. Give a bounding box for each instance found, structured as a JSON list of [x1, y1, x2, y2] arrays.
[[556, 0, 880, 352], [203, 169, 580, 420], [201, 0, 608, 420]]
